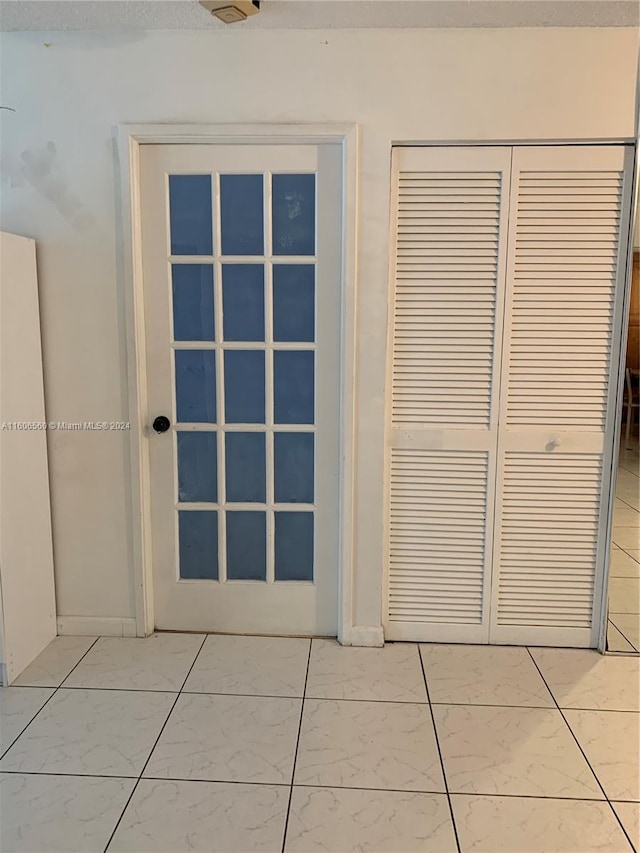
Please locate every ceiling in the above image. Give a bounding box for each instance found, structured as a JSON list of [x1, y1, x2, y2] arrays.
[[1, 0, 638, 32]]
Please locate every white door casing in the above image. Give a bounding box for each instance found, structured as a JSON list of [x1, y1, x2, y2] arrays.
[[139, 142, 344, 636]]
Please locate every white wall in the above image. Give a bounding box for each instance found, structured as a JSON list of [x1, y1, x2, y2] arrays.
[[0, 27, 637, 633]]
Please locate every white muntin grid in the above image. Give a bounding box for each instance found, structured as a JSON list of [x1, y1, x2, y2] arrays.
[[167, 170, 318, 584]]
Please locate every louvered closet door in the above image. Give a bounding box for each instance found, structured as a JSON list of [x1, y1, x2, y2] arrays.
[[385, 147, 512, 642], [490, 145, 633, 646]]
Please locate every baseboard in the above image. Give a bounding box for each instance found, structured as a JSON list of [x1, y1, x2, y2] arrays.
[[57, 616, 138, 638], [340, 625, 385, 647]]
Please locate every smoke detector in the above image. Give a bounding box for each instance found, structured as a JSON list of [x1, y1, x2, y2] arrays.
[[199, 1, 260, 23]]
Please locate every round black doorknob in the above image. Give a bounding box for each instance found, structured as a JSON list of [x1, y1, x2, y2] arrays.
[[152, 416, 171, 433]]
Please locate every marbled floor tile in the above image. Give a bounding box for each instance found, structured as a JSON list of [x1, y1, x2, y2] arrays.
[[610, 615, 640, 651], [285, 786, 457, 853], [529, 648, 640, 711], [564, 709, 640, 802], [613, 529, 640, 551], [305, 639, 427, 702], [420, 644, 554, 708], [607, 622, 637, 654], [616, 491, 640, 512], [616, 469, 640, 490], [63, 633, 205, 691], [433, 704, 603, 799], [144, 692, 301, 784], [0, 688, 174, 776], [451, 795, 632, 853], [612, 802, 640, 849], [0, 772, 134, 853], [183, 635, 309, 697], [614, 506, 640, 527], [609, 578, 640, 616], [12, 636, 97, 687], [610, 550, 640, 579], [0, 687, 54, 754], [294, 699, 444, 792], [109, 779, 289, 853]]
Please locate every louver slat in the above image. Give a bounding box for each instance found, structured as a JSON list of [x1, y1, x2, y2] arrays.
[[496, 453, 601, 628], [392, 171, 503, 428], [505, 171, 622, 430], [389, 450, 489, 625]]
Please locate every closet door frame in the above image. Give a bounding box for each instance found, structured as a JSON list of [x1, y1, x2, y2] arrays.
[[383, 141, 637, 651], [596, 144, 638, 651]]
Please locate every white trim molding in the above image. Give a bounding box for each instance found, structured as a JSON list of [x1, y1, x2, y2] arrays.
[[342, 625, 385, 648], [115, 123, 359, 643], [57, 616, 138, 638]]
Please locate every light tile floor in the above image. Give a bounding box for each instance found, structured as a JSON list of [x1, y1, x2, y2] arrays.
[[1, 635, 639, 852], [608, 436, 640, 655]]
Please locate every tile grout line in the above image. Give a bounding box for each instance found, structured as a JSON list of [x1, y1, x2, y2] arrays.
[[612, 542, 640, 557], [102, 633, 209, 853], [7, 682, 640, 712], [616, 544, 640, 563], [608, 619, 640, 655], [2, 765, 639, 804], [614, 495, 640, 514], [417, 645, 462, 853], [0, 637, 101, 763], [525, 647, 637, 852], [616, 460, 640, 479], [280, 637, 312, 853]]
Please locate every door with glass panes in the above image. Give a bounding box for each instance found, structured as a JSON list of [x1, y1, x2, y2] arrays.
[[139, 143, 342, 635]]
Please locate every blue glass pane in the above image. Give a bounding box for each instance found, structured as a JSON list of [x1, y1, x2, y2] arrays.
[[275, 512, 313, 581], [273, 265, 315, 343], [177, 432, 217, 503], [222, 265, 265, 342], [179, 510, 218, 580], [224, 350, 265, 424], [274, 433, 314, 503], [272, 174, 316, 256], [225, 432, 266, 503], [220, 174, 264, 256], [175, 350, 216, 424], [169, 175, 213, 256], [226, 511, 266, 580], [172, 264, 215, 342], [274, 351, 314, 425]]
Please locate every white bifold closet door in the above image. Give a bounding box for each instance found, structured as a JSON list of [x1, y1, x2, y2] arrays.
[[386, 147, 512, 643], [386, 144, 633, 647], [490, 145, 633, 646]]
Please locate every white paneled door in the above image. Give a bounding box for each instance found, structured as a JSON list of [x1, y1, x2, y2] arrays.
[[386, 144, 634, 647], [139, 144, 343, 635]]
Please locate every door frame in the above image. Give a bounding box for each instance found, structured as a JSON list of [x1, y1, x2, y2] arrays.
[[382, 140, 637, 652], [116, 123, 359, 641], [596, 143, 638, 651]]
